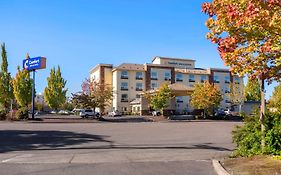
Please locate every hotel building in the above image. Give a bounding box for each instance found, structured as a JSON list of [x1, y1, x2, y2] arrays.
[[90, 56, 244, 115]]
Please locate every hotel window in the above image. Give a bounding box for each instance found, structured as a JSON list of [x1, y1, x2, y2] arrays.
[[234, 77, 240, 84], [136, 94, 141, 98], [213, 76, 220, 83], [224, 85, 230, 93], [121, 94, 128, 102], [189, 74, 195, 82], [176, 96, 184, 103], [121, 82, 128, 91], [225, 76, 230, 84], [225, 97, 231, 103], [151, 82, 158, 90], [200, 75, 207, 83], [151, 71, 158, 80], [136, 83, 143, 91], [164, 72, 171, 81], [121, 71, 128, 79], [136, 72, 143, 80], [176, 73, 183, 82]]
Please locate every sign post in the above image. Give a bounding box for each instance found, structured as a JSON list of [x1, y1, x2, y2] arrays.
[[23, 56, 46, 119], [31, 70, 35, 119]]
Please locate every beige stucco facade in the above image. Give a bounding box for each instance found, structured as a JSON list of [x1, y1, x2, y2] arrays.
[[90, 57, 244, 114]]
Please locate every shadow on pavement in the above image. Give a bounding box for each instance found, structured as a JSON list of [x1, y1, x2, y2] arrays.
[[0, 130, 113, 153], [0, 130, 232, 153]]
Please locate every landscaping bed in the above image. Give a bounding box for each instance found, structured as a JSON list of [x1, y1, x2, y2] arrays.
[[221, 156, 281, 175]]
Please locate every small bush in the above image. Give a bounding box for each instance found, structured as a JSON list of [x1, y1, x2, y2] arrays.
[[232, 112, 281, 157], [0, 103, 7, 120], [16, 107, 29, 120], [0, 111, 7, 120]]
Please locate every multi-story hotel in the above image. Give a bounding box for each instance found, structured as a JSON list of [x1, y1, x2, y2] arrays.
[[90, 56, 244, 115]]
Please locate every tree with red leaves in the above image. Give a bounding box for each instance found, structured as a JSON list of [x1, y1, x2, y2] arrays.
[[202, 0, 281, 150]]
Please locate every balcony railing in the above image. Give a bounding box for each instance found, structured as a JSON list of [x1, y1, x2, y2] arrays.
[[151, 77, 158, 80], [136, 77, 143, 80]]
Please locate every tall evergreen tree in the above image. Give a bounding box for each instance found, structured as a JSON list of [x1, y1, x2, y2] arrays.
[[0, 43, 13, 110], [44, 66, 67, 110], [12, 66, 32, 107], [244, 79, 261, 101]]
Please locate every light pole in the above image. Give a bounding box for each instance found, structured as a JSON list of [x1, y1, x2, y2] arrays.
[[31, 70, 36, 120]]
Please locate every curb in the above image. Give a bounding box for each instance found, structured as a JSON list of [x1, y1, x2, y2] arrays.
[[212, 159, 230, 175]]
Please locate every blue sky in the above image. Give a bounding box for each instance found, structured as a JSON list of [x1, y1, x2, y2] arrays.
[[0, 0, 277, 99]]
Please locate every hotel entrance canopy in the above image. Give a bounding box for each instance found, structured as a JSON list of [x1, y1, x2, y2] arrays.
[[168, 83, 194, 96]]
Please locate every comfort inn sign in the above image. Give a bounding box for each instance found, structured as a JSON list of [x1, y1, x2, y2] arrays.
[[23, 57, 46, 70]]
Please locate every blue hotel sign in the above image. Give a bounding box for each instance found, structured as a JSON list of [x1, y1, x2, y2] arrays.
[[23, 57, 46, 70]]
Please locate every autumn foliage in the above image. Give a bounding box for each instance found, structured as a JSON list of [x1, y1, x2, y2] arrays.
[[190, 82, 222, 115], [202, 0, 281, 82]]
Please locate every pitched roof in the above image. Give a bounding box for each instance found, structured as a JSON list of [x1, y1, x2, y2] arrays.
[[113, 63, 145, 71]]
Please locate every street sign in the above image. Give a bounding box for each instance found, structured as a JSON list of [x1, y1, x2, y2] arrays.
[[23, 57, 46, 70]]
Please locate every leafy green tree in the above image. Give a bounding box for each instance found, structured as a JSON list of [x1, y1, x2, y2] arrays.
[[144, 83, 172, 115], [72, 79, 113, 115], [12, 66, 32, 107], [72, 92, 98, 110], [44, 66, 67, 111], [0, 43, 13, 110], [61, 101, 74, 111], [229, 82, 244, 113], [268, 83, 281, 113], [190, 82, 222, 117], [244, 79, 261, 101], [202, 0, 281, 150]]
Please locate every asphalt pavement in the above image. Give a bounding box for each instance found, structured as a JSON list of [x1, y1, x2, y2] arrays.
[[0, 120, 241, 175]]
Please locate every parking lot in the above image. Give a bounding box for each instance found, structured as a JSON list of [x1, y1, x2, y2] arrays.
[[0, 120, 241, 175]]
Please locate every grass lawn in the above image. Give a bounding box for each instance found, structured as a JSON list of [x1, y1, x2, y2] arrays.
[[221, 155, 281, 175]]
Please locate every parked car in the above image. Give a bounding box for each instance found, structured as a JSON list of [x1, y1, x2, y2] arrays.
[[49, 110, 57, 114], [152, 110, 161, 116], [58, 110, 70, 115], [80, 109, 100, 118], [214, 109, 226, 117], [108, 110, 122, 117], [224, 109, 238, 116]]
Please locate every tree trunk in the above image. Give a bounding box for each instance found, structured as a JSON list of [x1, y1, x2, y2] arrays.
[[260, 79, 265, 152]]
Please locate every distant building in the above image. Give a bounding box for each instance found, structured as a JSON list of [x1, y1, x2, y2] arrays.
[[90, 56, 244, 115]]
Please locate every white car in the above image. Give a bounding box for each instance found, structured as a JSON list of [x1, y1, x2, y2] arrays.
[[152, 111, 161, 116], [80, 109, 100, 118], [108, 110, 122, 117]]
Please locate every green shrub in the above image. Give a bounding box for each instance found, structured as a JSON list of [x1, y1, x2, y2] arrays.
[[0, 110, 7, 120], [264, 113, 281, 155], [16, 107, 29, 120], [232, 112, 281, 157], [0, 103, 7, 120]]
